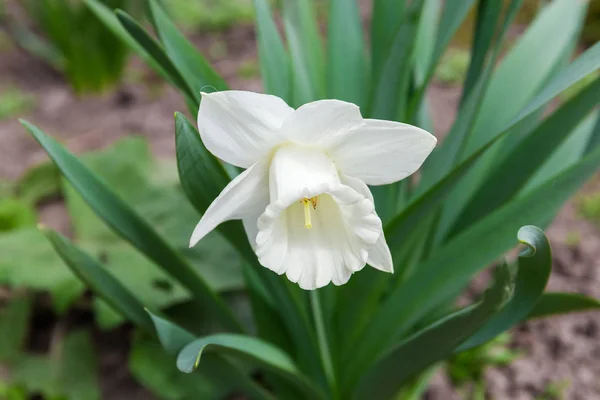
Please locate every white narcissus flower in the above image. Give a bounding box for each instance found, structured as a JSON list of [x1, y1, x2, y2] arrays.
[[190, 91, 436, 290]]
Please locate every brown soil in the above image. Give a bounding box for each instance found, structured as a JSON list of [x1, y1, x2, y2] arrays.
[[1, 22, 599, 400]]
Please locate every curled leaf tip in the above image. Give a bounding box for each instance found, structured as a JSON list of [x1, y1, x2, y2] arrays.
[[517, 225, 545, 257]]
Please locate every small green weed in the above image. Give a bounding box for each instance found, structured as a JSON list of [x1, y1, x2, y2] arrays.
[[0, 87, 36, 120]]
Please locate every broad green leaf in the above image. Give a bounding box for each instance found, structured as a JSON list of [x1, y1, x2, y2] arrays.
[[282, 0, 325, 105], [177, 333, 325, 400], [457, 226, 551, 351], [451, 78, 600, 234], [148, 0, 227, 104], [327, 0, 366, 105], [351, 264, 512, 400], [16, 160, 61, 204], [21, 119, 242, 332], [12, 331, 100, 400], [0, 198, 36, 232], [115, 10, 197, 105], [346, 144, 600, 384], [44, 229, 153, 330], [528, 293, 600, 319], [0, 291, 32, 363], [0, 228, 82, 313], [252, 0, 291, 101]]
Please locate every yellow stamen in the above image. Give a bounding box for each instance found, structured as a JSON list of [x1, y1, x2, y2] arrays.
[[302, 198, 312, 229]]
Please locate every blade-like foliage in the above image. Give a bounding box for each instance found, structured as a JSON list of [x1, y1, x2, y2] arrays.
[[457, 226, 551, 351], [529, 293, 600, 319], [21, 119, 242, 333], [252, 0, 291, 101], [352, 264, 512, 400], [44, 229, 153, 330]]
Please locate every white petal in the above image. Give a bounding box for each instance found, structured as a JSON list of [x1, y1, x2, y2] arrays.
[[257, 180, 381, 290], [190, 161, 268, 247], [367, 233, 394, 273], [198, 91, 293, 168], [340, 173, 393, 273], [328, 119, 437, 185], [280, 99, 364, 145]]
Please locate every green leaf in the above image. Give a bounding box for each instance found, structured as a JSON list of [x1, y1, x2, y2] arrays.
[[16, 161, 61, 204], [370, 0, 405, 82], [282, 0, 325, 106], [148, 0, 227, 103], [252, 0, 291, 101], [438, 0, 588, 237], [413, 0, 442, 86], [43, 229, 153, 330], [346, 144, 600, 386], [56, 330, 100, 400], [327, 0, 365, 106], [451, 78, 600, 234], [128, 333, 225, 400], [528, 292, 600, 319], [457, 226, 551, 351], [21, 119, 242, 332], [177, 333, 325, 400], [352, 264, 512, 400], [370, 0, 424, 120], [522, 110, 599, 194], [0, 228, 82, 313], [0, 291, 32, 363], [461, 0, 505, 101], [0, 198, 36, 232], [83, 0, 171, 85], [115, 10, 197, 105], [147, 311, 196, 356]]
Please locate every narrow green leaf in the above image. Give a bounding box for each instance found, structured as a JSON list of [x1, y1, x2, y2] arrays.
[[352, 264, 512, 399], [147, 311, 196, 356], [461, 0, 504, 102], [21, 119, 242, 332], [370, 0, 424, 120], [115, 10, 197, 105], [413, 0, 441, 86], [43, 229, 152, 330], [371, 0, 405, 82], [327, 0, 365, 105], [148, 0, 227, 103], [282, 0, 325, 105], [457, 226, 551, 351], [252, 0, 291, 101], [0, 290, 32, 363], [83, 0, 169, 83], [528, 293, 600, 319], [452, 78, 600, 234], [175, 112, 255, 262], [177, 334, 325, 400], [584, 111, 600, 154], [346, 144, 600, 384]]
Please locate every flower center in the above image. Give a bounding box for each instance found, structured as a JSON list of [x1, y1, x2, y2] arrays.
[[301, 196, 318, 229]]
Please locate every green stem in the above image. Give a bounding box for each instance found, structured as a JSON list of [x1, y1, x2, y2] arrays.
[[310, 290, 337, 399]]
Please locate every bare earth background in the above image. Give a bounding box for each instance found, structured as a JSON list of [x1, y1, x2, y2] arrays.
[[1, 21, 599, 400]]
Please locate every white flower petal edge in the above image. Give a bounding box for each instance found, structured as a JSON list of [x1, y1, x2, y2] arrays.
[[280, 99, 364, 145], [197, 91, 293, 168], [328, 119, 437, 185], [189, 161, 268, 247], [340, 174, 393, 273]]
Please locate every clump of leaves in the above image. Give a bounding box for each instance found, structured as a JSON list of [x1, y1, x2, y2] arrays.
[[0, 198, 36, 232], [577, 192, 600, 226], [166, 0, 254, 31]]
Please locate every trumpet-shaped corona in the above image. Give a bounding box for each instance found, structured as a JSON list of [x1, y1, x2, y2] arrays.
[[189, 90, 437, 289]]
